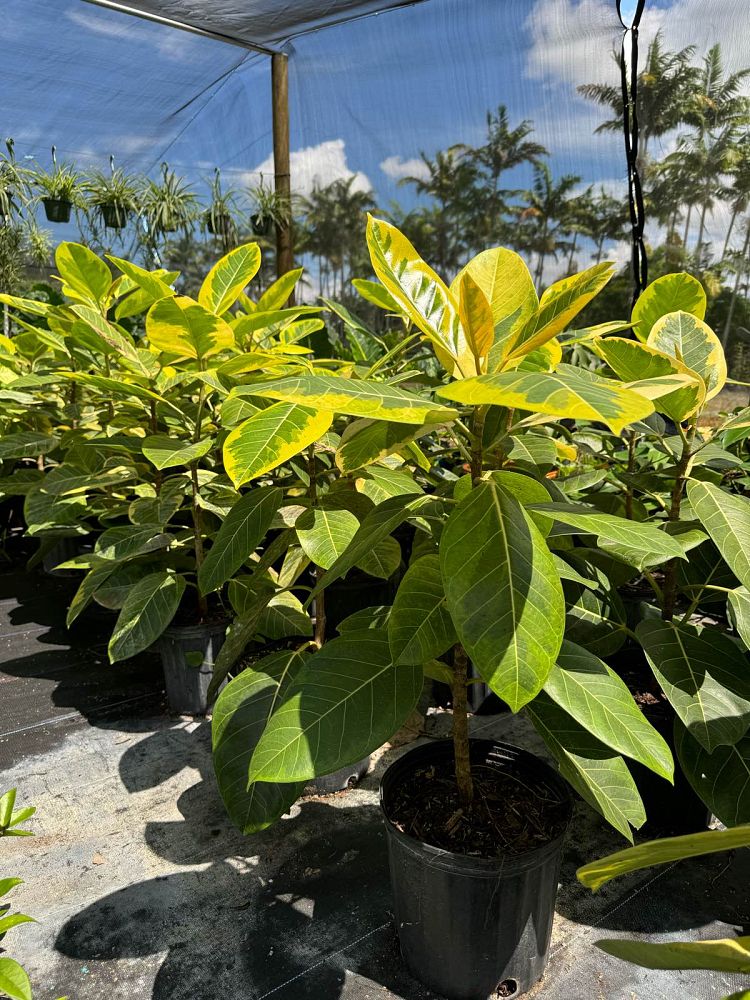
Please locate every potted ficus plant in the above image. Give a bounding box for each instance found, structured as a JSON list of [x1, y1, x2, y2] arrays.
[[5, 239, 325, 714], [32, 147, 82, 224], [84, 157, 138, 229], [209, 217, 696, 997], [582, 270, 750, 833]]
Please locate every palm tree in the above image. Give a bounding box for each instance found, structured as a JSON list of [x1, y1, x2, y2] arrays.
[[301, 177, 376, 299], [578, 33, 698, 166], [722, 133, 750, 258], [517, 163, 580, 289], [399, 147, 478, 275], [469, 105, 547, 245], [586, 187, 629, 264]]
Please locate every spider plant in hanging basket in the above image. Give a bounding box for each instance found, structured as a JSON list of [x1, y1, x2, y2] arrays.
[[203, 168, 240, 240], [32, 155, 83, 224], [0, 139, 33, 226], [247, 175, 292, 236], [84, 165, 139, 229], [139, 163, 200, 237]]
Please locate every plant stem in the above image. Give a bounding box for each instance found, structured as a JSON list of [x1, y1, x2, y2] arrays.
[[451, 643, 474, 806], [661, 420, 696, 621], [308, 444, 325, 647], [624, 430, 636, 519], [190, 463, 208, 618], [470, 406, 487, 481]]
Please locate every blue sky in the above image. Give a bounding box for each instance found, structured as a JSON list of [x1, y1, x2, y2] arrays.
[[6, 0, 750, 260]]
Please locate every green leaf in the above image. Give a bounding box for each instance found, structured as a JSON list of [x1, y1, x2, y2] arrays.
[[647, 311, 726, 400], [257, 267, 303, 312], [311, 494, 427, 600], [0, 957, 32, 1000], [543, 640, 673, 780], [207, 584, 275, 701], [212, 649, 307, 833], [527, 693, 645, 841], [198, 487, 281, 594], [512, 261, 615, 357], [594, 936, 750, 974], [637, 620, 750, 752], [335, 419, 426, 473], [94, 524, 170, 562], [507, 433, 557, 467], [257, 592, 313, 640], [440, 481, 564, 711], [352, 277, 403, 313], [366, 215, 472, 378], [142, 435, 212, 470], [0, 432, 59, 460], [389, 554, 456, 665], [93, 563, 151, 609], [70, 303, 140, 362], [0, 878, 23, 899], [687, 481, 750, 590], [107, 255, 175, 304], [198, 243, 261, 315], [355, 465, 418, 505], [55, 241, 112, 305], [108, 571, 185, 663], [147, 295, 235, 359], [0, 913, 35, 934], [244, 374, 457, 426], [338, 605, 392, 633], [223, 403, 333, 488], [729, 586, 750, 650], [564, 584, 628, 657], [0, 788, 17, 827], [676, 722, 750, 826], [438, 366, 653, 435], [594, 337, 704, 421], [632, 272, 706, 343], [248, 631, 422, 782], [578, 824, 750, 891], [355, 535, 402, 579], [296, 507, 359, 570], [530, 503, 686, 570], [66, 564, 116, 627]]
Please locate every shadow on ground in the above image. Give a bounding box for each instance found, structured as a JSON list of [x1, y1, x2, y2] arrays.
[[56, 798, 435, 1000]]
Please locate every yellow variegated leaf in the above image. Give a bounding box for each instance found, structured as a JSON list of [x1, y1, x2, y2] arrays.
[[223, 402, 333, 487], [147, 296, 235, 360], [239, 374, 457, 425], [458, 272, 494, 372], [366, 215, 473, 378], [510, 261, 616, 359], [256, 268, 303, 311], [595, 337, 706, 420], [336, 419, 428, 472], [451, 247, 538, 371], [55, 242, 112, 306], [438, 364, 654, 435], [647, 310, 726, 400], [632, 272, 706, 342], [198, 243, 262, 316], [594, 936, 750, 974], [69, 304, 140, 363], [107, 256, 175, 304]]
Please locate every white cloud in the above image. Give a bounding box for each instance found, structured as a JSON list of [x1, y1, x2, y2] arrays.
[[524, 0, 621, 90], [243, 139, 371, 199], [65, 9, 197, 62], [380, 156, 430, 183]]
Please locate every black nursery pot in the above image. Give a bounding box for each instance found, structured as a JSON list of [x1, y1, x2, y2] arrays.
[[159, 621, 227, 715], [251, 213, 273, 236], [205, 211, 231, 236], [324, 571, 400, 638], [380, 740, 572, 1000], [42, 197, 72, 223], [100, 203, 129, 229]]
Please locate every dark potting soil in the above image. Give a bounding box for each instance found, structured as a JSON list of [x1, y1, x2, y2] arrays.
[[385, 758, 569, 859]]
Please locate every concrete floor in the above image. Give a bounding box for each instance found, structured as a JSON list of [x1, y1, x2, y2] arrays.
[[2, 567, 749, 1000]]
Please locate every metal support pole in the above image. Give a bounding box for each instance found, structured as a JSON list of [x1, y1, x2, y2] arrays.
[[272, 52, 294, 286]]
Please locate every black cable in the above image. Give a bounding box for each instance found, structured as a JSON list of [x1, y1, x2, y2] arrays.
[[617, 0, 648, 312]]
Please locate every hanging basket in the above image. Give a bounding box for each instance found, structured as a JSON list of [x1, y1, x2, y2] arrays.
[[205, 210, 232, 236], [100, 202, 129, 229], [251, 213, 273, 237], [42, 198, 72, 223]]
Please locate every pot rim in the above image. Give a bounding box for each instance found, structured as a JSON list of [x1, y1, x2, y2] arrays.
[[163, 618, 229, 640], [380, 738, 572, 875]]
